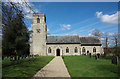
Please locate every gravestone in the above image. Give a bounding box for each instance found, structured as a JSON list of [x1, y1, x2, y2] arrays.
[[112, 55, 118, 65], [2, 56, 4, 60], [95, 55, 98, 60], [14, 56, 17, 61], [10, 57, 13, 61], [18, 56, 20, 60], [89, 53, 92, 58], [21, 56, 23, 59], [97, 53, 100, 58]]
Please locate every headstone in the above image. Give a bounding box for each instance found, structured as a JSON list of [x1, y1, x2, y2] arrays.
[[21, 56, 23, 59], [14, 56, 17, 61], [89, 53, 92, 58], [112, 56, 118, 65], [10, 57, 13, 61], [97, 53, 100, 58], [95, 55, 98, 60], [18, 56, 20, 60], [2, 56, 4, 60]]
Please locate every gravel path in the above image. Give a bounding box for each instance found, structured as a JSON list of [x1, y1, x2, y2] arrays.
[[33, 56, 70, 77]]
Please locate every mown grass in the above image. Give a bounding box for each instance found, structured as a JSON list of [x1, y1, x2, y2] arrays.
[[2, 56, 54, 78], [63, 55, 119, 77]]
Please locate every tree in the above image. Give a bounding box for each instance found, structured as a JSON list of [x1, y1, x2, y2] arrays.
[[2, 2, 30, 56], [90, 29, 103, 37], [108, 33, 119, 55]]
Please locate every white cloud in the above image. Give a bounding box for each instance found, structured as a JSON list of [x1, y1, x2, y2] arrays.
[[96, 11, 120, 24], [60, 24, 71, 30], [96, 12, 103, 18]]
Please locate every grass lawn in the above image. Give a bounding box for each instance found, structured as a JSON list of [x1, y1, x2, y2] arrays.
[[2, 56, 54, 78], [63, 55, 119, 77]]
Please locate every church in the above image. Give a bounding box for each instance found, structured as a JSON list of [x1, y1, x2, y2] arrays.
[[30, 13, 104, 56]]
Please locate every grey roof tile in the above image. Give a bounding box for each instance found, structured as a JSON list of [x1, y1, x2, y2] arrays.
[[46, 35, 101, 44], [47, 35, 80, 44]]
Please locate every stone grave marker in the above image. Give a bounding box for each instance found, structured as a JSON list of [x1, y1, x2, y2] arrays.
[[97, 53, 100, 58], [10, 57, 13, 61], [21, 56, 23, 59], [18, 56, 20, 60], [2, 56, 4, 60], [14, 56, 17, 61], [112, 55, 118, 65], [89, 53, 92, 58], [95, 55, 98, 60]]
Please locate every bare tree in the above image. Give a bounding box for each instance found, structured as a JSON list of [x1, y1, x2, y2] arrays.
[[90, 29, 103, 37], [109, 33, 119, 55]]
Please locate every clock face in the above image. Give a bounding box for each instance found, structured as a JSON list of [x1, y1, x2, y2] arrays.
[[36, 29, 40, 33]]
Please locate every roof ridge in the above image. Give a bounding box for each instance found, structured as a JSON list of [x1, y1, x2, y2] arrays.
[[79, 36, 99, 38], [47, 35, 79, 36]]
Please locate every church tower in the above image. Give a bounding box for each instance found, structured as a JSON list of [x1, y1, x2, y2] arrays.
[[30, 13, 47, 56]]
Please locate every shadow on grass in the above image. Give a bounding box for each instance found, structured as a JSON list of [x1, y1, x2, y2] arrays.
[[2, 56, 54, 78], [97, 64, 118, 76], [2, 58, 37, 68]]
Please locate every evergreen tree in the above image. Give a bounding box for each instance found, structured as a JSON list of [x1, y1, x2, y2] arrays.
[[2, 2, 30, 56]]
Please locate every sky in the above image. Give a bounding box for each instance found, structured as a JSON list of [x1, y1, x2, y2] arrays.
[[25, 2, 118, 36]]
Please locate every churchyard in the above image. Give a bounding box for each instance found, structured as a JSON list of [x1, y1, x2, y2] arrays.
[[63, 54, 119, 77], [2, 53, 119, 78], [2, 56, 54, 77]]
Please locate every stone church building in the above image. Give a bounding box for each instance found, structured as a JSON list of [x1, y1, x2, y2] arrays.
[[30, 13, 104, 56]]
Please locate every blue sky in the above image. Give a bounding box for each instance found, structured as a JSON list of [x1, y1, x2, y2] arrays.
[[26, 2, 118, 36]]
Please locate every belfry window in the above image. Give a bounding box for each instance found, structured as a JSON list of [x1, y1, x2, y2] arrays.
[[75, 47, 78, 53], [48, 47, 51, 53], [37, 18, 40, 23], [66, 47, 69, 53], [93, 47, 96, 53]]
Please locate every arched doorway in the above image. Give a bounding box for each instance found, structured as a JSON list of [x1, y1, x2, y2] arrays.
[[56, 49, 60, 56]]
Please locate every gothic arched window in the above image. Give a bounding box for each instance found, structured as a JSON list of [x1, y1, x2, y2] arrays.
[[74, 47, 78, 53], [66, 47, 69, 53], [37, 18, 40, 23], [82, 47, 86, 53], [48, 47, 51, 53], [93, 47, 96, 53]]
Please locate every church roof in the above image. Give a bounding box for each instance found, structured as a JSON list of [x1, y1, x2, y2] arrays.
[[79, 37, 101, 46], [46, 35, 101, 45], [47, 35, 80, 44]]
